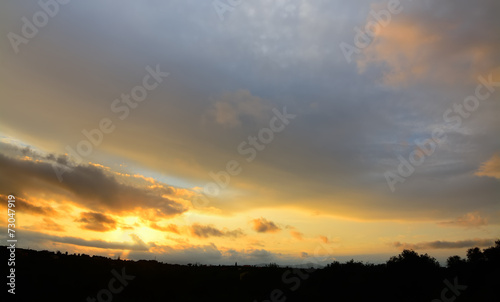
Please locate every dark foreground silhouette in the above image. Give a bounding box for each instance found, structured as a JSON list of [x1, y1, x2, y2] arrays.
[[2, 240, 499, 301]]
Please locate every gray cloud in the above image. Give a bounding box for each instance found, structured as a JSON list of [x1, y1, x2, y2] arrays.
[[394, 239, 496, 250], [75, 212, 117, 232], [15, 230, 150, 251], [190, 223, 244, 239], [130, 243, 224, 265], [217, 248, 278, 264]]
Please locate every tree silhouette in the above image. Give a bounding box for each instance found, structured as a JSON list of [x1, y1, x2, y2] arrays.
[[2, 240, 499, 301], [446, 255, 466, 269], [387, 249, 440, 270], [466, 247, 486, 264], [483, 240, 500, 264]]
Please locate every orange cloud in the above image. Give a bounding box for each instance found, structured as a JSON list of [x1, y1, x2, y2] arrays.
[[0, 151, 188, 219], [438, 212, 488, 228], [358, 22, 441, 86], [319, 236, 329, 243], [250, 217, 281, 233], [357, 5, 500, 87], [41, 218, 65, 232], [290, 230, 304, 240], [150, 223, 180, 234], [475, 153, 500, 179]]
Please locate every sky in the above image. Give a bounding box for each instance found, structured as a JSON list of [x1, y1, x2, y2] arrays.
[[0, 0, 499, 265]]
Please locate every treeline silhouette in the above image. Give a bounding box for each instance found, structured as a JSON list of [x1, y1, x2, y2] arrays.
[[2, 240, 499, 301]]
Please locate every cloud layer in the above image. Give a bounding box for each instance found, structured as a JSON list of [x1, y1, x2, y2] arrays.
[[0, 0, 499, 265], [394, 239, 496, 250]]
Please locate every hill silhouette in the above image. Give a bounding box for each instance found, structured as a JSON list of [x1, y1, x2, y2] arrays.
[[2, 240, 499, 301]]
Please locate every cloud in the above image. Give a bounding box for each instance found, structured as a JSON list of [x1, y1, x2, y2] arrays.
[[75, 212, 117, 232], [251, 218, 281, 233], [129, 233, 148, 248], [41, 218, 65, 232], [137, 243, 223, 264], [224, 248, 277, 263], [16, 230, 150, 251], [207, 90, 270, 127], [0, 1, 499, 266], [1, 195, 59, 217], [475, 153, 500, 179], [246, 249, 275, 261], [319, 236, 329, 243], [438, 212, 488, 228], [150, 223, 180, 234], [286, 226, 304, 240], [133, 245, 281, 265], [1, 0, 498, 224], [358, 0, 500, 86], [190, 223, 244, 238], [357, 21, 440, 86], [290, 230, 304, 240], [0, 149, 187, 218], [393, 238, 496, 250]]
